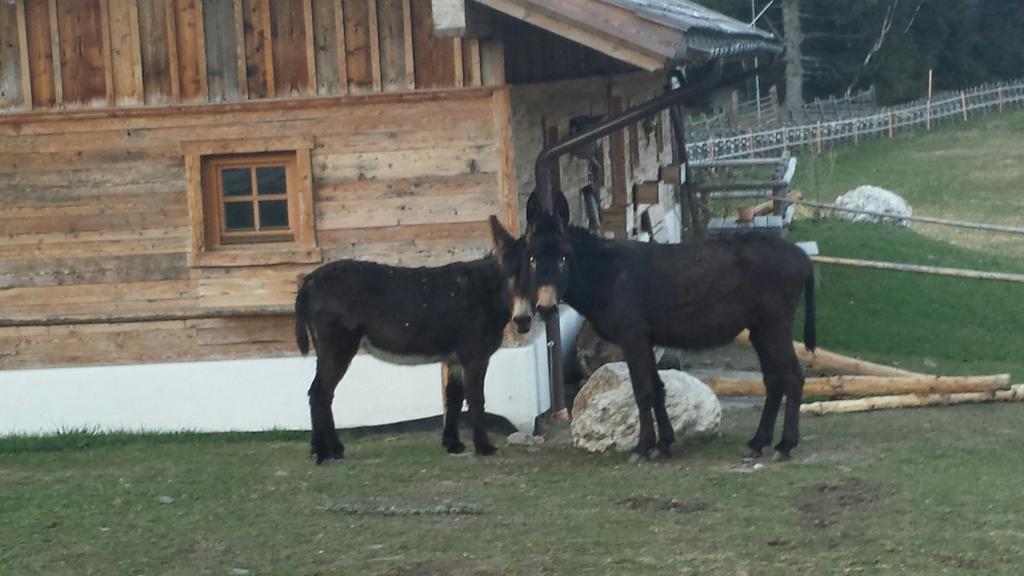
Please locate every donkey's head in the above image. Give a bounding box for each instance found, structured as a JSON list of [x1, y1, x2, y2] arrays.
[[520, 190, 573, 318], [488, 215, 535, 333]]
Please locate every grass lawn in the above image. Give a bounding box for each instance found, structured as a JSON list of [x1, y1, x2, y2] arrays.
[[788, 220, 1024, 380], [4, 404, 1024, 576], [780, 109, 1024, 379], [791, 109, 1024, 258]]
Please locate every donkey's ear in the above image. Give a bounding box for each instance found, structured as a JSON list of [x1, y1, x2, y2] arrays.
[[489, 215, 516, 264], [526, 190, 541, 226], [527, 189, 571, 228], [554, 190, 571, 228]]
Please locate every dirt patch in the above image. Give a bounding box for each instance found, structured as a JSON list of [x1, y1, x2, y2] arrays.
[[617, 496, 710, 514], [796, 478, 886, 529]]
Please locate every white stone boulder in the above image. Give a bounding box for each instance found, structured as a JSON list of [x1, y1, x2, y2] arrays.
[[833, 185, 912, 226], [571, 363, 721, 453]]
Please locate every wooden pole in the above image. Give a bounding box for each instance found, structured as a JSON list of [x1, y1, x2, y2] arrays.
[[734, 330, 925, 377], [888, 112, 894, 139], [812, 256, 1024, 284], [853, 116, 859, 145], [709, 374, 1011, 399], [815, 120, 822, 154], [790, 198, 1024, 236], [960, 91, 968, 121], [926, 69, 933, 130], [801, 385, 1024, 416], [998, 86, 1004, 112]]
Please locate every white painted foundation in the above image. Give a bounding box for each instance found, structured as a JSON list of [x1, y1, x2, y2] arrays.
[[0, 307, 584, 437]]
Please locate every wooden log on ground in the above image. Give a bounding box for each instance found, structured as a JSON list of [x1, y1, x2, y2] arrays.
[[734, 329, 926, 377], [812, 256, 1024, 284], [801, 385, 1024, 416], [708, 374, 1011, 399]]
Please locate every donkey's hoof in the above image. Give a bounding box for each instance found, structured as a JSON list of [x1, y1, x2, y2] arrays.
[[772, 451, 791, 463], [627, 451, 647, 465], [445, 441, 467, 454], [315, 455, 344, 466], [744, 448, 763, 460], [650, 446, 672, 460], [474, 443, 497, 456]]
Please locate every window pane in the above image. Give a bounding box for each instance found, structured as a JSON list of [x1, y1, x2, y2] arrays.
[[259, 200, 290, 229], [256, 166, 287, 195], [224, 202, 255, 231], [222, 168, 252, 197]]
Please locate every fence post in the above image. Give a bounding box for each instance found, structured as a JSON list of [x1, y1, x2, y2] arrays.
[[998, 86, 1004, 112], [816, 121, 822, 154], [853, 116, 859, 145], [748, 128, 754, 159], [782, 127, 788, 155], [960, 91, 968, 122], [926, 69, 933, 131], [888, 112, 894, 139]]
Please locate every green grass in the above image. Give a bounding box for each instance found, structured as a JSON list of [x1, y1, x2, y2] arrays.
[[791, 109, 1024, 258], [779, 109, 1024, 379], [4, 406, 1024, 576], [788, 219, 1024, 379]]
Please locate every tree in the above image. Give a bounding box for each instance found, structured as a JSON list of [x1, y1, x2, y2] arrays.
[[782, 0, 805, 121]]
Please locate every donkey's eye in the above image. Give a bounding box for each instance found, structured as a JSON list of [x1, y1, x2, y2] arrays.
[[560, 255, 567, 263], [529, 256, 536, 264]]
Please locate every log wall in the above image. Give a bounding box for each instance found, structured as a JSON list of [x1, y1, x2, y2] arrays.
[[0, 87, 517, 370], [0, 0, 497, 113]]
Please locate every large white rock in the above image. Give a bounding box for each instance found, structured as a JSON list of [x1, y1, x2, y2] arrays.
[[833, 185, 912, 226], [571, 363, 721, 453]]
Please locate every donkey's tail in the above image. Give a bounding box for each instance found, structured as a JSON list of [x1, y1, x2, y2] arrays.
[[295, 276, 314, 356], [803, 271, 817, 352]]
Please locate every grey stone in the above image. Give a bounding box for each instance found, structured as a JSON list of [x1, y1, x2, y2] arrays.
[[833, 185, 912, 226], [571, 363, 721, 453]]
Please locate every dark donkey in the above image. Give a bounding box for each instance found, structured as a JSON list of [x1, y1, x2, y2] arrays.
[[506, 191, 815, 462], [295, 217, 529, 463]]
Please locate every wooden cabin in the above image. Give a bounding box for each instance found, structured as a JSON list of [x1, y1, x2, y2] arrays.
[[0, 0, 777, 434]]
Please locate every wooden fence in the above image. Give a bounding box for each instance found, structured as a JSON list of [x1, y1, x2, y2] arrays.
[[687, 80, 1024, 162]]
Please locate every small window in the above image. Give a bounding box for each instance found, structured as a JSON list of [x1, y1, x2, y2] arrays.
[[183, 138, 320, 267], [204, 153, 297, 245]]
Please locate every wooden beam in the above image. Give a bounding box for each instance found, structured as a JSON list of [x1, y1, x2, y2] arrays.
[[303, 0, 317, 93], [812, 256, 1024, 284], [735, 329, 925, 378], [464, 37, 480, 86], [473, 0, 665, 71], [401, 0, 413, 89], [46, 0, 62, 106], [493, 87, 518, 233], [334, 0, 348, 93], [15, 0, 31, 110], [802, 385, 1024, 416], [99, 0, 116, 106], [233, 0, 249, 99], [452, 37, 463, 88], [165, 0, 181, 101], [708, 374, 1012, 399], [261, 0, 274, 97], [367, 0, 381, 91]]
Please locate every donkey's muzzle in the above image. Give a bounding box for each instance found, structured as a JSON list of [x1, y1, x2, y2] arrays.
[[535, 285, 559, 314], [512, 296, 534, 334]]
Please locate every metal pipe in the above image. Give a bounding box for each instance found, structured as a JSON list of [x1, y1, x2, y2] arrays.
[[533, 60, 726, 212]]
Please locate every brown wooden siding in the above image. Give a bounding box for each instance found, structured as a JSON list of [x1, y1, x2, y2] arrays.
[[0, 0, 493, 114], [0, 87, 518, 370]]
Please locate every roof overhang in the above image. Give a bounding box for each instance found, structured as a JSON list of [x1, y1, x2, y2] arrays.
[[472, 0, 781, 71]]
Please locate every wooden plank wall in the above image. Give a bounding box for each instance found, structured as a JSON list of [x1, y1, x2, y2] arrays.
[[0, 88, 515, 370], [0, 0, 494, 113]]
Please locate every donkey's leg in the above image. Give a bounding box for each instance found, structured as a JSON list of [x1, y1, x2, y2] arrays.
[[461, 359, 496, 456], [747, 328, 785, 458], [441, 362, 467, 454], [308, 328, 361, 464], [650, 367, 675, 459], [773, 342, 805, 460], [621, 338, 659, 463]]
